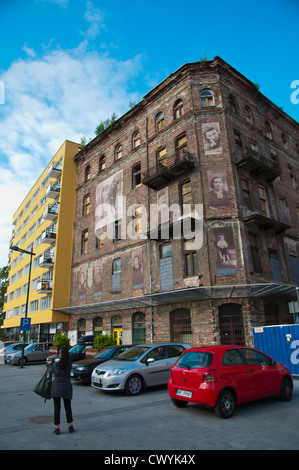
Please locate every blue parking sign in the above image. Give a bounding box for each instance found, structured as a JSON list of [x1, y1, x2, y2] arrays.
[[20, 318, 31, 331]]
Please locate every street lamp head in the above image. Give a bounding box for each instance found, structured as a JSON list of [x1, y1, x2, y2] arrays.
[[10, 245, 35, 256]]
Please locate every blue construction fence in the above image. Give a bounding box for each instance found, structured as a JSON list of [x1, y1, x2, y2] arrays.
[[253, 324, 299, 376]]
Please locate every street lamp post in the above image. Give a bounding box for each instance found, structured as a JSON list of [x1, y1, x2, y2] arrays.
[[10, 245, 35, 368]]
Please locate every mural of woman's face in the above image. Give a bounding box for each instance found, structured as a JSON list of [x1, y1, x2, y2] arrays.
[[212, 177, 224, 191]]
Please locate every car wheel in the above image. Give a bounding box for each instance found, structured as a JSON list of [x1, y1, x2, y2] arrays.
[[214, 389, 236, 419], [171, 398, 188, 408], [279, 376, 292, 401], [124, 374, 143, 395]]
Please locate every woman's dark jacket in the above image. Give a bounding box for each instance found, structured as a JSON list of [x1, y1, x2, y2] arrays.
[[48, 360, 73, 400]]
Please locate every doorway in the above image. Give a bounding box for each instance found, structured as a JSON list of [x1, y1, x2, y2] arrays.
[[219, 303, 245, 345], [112, 315, 122, 345]]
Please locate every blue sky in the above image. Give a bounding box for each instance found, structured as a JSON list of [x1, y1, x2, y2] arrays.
[[0, 0, 298, 266]]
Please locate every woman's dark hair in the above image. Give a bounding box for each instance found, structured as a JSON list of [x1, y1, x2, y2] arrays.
[[59, 347, 70, 370]]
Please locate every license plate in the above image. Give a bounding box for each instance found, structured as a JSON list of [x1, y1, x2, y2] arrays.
[[93, 376, 102, 384], [177, 389, 192, 398]]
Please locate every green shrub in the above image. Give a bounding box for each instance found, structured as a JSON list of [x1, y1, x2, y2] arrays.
[[94, 334, 115, 350], [53, 333, 70, 348]]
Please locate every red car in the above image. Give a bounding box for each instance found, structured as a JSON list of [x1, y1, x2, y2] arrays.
[[168, 345, 293, 418]]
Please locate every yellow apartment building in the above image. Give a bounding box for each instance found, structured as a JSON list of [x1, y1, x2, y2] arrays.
[[3, 140, 82, 342]]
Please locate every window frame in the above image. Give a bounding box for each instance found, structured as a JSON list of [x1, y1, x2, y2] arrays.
[[173, 99, 184, 119], [115, 144, 123, 161], [132, 130, 141, 149], [83, 194, 91, 216], [132, 162, 141, 189], [81, 229, 88, 254], [156, 112, 165, 132], [200, 89, 215, 108]]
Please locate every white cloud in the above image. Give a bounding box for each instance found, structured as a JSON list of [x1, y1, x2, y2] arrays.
[[0, 44, 143, 266]]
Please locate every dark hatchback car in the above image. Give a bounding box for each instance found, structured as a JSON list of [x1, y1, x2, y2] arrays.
[[71, 345, 134, 383], [46, 343, 95, 366]]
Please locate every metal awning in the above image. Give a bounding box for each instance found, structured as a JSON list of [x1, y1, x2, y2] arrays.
[[54, 282, 298, 316]]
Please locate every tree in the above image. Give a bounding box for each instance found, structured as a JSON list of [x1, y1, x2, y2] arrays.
[[95, 113, 118, 136]]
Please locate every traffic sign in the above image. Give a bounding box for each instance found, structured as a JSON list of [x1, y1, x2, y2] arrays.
[[20, 317, 31, 331]]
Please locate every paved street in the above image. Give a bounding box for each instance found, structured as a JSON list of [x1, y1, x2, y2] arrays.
[[0, 363, 299, 452]]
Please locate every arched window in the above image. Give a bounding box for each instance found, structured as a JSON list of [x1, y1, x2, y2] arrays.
[[173, 99, 183, 119], [265, 121, 273, 139], [200, 89, 215, 108], [264, 303, 280, 325], [99, 155, 106, 172], [218, 303, 245, 345], [77, 318, 86, 339], [132, 130, 141, 149], [132, 312, 146, 344], [244, 105, 253, 123], [85, 165, 91, 182], [170, 308, 192, 344], [228, 94, 238, 113], [156, 112, 165, 131], [115, 144, 123, 161], [93, 316, 103, 335]]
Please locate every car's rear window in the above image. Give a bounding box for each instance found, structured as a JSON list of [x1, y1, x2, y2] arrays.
[[176, 351, 213, 369]]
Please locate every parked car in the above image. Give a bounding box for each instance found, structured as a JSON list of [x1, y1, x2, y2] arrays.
[[91, 342, 190, 395], [6, 342, 53, 365], [46, 343, 94, 366], [78, 335, 95, 344], [71, 345, 134, 383], [168, 345, 293, 418], [0, 343, 28, 363]]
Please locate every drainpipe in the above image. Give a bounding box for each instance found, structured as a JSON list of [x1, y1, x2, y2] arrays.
[[144, 105, 154, 343]]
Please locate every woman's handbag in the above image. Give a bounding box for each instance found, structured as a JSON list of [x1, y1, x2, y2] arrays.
[[33, 369, 52, 402]]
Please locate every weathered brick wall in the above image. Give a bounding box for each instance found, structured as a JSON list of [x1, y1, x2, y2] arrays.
[[68, 57, 299, 345]]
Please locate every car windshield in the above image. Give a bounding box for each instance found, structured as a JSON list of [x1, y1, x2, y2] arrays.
[[116, 346, 150, 361], [24, 344, 36, 351], [176, 351, 213, 369], [70, 345, 85, 354], [96, 348, 116, 360]]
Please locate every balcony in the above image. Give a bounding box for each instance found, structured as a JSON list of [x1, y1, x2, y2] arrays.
[[48, 161, 62, 178], [43, 202, 59, 221], [234, 147, 280, 182], [242, 212, 290, 234], [41, 228, 57, 244], [39, 251, 55, 268], [46, 181, 60, 199], [37, 279, 53, 294], [142, 150, 196, 190]]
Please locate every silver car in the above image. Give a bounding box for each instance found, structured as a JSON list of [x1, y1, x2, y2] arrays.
[[0, 343, 28, 363], [6, 342, 53, 365], [91, 342, 191, 395]]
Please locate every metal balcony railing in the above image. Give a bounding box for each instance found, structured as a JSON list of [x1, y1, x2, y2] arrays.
[[142, 150, 195, 190]]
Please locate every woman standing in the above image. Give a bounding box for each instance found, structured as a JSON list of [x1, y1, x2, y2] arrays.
[[48, 347, 74, 435]]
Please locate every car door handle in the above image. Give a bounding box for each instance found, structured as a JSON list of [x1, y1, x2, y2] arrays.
[[248, 369, 255, 372]]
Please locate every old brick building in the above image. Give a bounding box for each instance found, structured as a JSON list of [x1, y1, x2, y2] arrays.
[[57, 56, 299, 347]]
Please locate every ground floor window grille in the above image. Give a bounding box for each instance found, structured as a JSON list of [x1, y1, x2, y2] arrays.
[[219, 303, 245, 345], [170, 308, 192, 344]]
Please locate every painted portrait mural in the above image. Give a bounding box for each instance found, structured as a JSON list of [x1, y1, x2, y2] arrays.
[[93, 262, 103, 296], [202, 122, 223, 155], [95, 170, 123, 239], [213, 225, 238, 275], [207, 169, 229, 207], [132, 248, 143, 289], [78, 265, 87, 299]]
